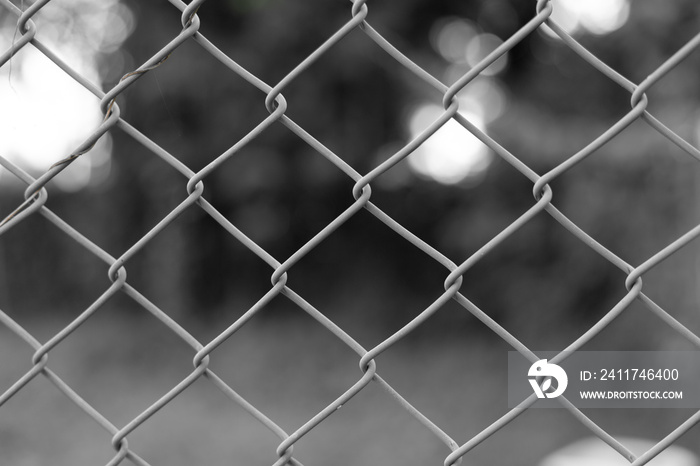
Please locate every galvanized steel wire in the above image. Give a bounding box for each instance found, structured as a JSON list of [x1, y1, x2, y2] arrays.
[[1, 0, 700, 465]]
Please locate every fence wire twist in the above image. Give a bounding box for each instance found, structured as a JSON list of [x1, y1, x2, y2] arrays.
[[1, 0, 700, 465]]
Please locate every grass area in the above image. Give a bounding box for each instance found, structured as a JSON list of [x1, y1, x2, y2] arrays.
[[1, 307, 699, 465]]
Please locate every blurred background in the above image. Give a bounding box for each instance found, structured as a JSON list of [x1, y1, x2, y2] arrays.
[[1, 0, 700, 464]]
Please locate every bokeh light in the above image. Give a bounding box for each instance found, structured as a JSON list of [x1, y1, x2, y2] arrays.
[[407, 104, 491, 185], [543, 0, 630, 37], [465, 33, 508, 76], [431, 17, 509, 75], [430, 17, 477, 64], [415, 17, 510, 185], [0, 0, 133, 191]]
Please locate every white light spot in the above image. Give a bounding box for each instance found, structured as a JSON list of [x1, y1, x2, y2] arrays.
[[540, 437, 698, 466], [0, 0, 133, 191], [465, 33, 508, 76], [430, 18, 509, 75], [407, 104, 491, 185], [430, 17, 477, 64], [543, 0, 630, 37], [456, 78, 507, 124], [0, 49, 103, 170]]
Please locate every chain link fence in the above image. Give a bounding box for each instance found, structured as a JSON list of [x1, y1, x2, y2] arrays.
[[1, 0, 700, 465]]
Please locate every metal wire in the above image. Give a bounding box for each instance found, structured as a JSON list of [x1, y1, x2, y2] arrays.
[[1, 0, 699, 465]]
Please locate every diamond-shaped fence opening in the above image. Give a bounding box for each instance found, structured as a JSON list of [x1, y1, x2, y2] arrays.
[[1, 0, 700, 465]]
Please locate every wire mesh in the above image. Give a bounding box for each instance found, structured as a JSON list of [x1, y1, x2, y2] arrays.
[[1, 0, 700, 465]]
